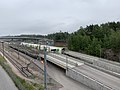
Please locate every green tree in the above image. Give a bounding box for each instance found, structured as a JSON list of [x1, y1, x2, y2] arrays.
[[109, 31, 120, 50]]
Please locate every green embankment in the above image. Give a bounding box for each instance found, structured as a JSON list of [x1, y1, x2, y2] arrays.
[[0, 55, 43, 90]]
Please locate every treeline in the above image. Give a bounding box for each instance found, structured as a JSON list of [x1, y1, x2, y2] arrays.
[[18, 34, 45, 38], [47, 31, 69, 41], [68, 22, 120, 58], [16, 32, 69, 42]]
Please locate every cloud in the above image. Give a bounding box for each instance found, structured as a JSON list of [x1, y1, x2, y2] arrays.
[[0, 0, 120, 36]]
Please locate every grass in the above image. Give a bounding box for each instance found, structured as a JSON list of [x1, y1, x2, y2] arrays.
[[0, 55, 44, 90]]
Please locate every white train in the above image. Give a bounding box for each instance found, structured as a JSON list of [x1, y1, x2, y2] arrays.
[[20, 42, 65, 54]]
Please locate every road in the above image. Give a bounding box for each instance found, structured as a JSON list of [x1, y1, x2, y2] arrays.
[[0, 66, 18, 90], [46, 62, 92, 90], [65, 51, 120, 65], [65, 51, 100, 64], [43, 52, 120, 90], [47, 53, 120, 89], [74, 65, 120, 90]]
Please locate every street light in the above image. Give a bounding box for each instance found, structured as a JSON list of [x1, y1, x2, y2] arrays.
[[44, 46, 47, 90], [37, 43, 41, 79], [100, 45, 102, 58], [66, 48, 70, 70], [1, 41, 4, 58], [17, 44, 20, 59], [38, 43, 41, 61], [66, 53, 68, 71]]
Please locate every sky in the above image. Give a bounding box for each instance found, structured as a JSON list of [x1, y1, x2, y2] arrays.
[[0, 0, 120, 36]]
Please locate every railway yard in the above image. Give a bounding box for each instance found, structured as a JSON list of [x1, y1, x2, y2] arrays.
[[0, 41, 120, 90], [0, 0, 120, 90], [0, 41, 92, 90], [0, 42, 62, 90]]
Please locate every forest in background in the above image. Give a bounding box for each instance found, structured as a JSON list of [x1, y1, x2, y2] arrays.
[[13, 21, 120, 62], [47, 22, 120, 62]]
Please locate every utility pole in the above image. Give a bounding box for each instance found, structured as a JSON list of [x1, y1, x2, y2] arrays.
[[66, 55, 68, 70], [38, 43, 41, 77], [2, 42, 4, 58], [99, 46, 102, 61], [38, 44, 40, 61], [18, 44, 20, 59], [44, 46, 47, 90]]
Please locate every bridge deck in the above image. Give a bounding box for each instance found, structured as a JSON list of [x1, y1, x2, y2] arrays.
[[40, 53, 84, 69], [73, 65, 120, 90], [43, 53, 120, 90]]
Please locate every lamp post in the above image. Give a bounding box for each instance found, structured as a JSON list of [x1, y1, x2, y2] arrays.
[[37, 42, 41, 78], [100, 45, 102, 58], [44, 46, 47, 90], [66, 48, 69, 70], [66, 54, 68, 70], [18, 44, 20, 59], [1, 42, 4, 58], [38, 43, 41, 61]]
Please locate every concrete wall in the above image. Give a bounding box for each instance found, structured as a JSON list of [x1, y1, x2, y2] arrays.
[[85, 63, 120, 78], [66, 68, 113, 90], [65, 51, 120, 74], [93, 60, 120, 74]]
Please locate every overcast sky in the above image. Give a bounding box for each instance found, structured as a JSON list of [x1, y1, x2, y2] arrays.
[[0, 0, 120, 36]]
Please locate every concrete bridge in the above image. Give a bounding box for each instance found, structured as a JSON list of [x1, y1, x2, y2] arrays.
[[41, 52, 120, 90]]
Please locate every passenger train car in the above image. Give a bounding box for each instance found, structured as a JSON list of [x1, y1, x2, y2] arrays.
[[20, 42, 65, 54]]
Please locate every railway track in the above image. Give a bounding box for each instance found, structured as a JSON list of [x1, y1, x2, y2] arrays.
[[8, 44, 62, 86], [9, 45, 44, 74], [0, 46, 34, 78]]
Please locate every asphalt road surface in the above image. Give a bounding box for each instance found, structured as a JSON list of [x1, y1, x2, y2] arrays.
[[47, 62, 92, 90], [74, 65, 120, 90], [0, 66, 18, 90]]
